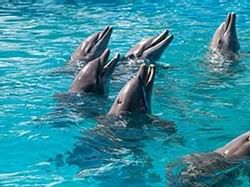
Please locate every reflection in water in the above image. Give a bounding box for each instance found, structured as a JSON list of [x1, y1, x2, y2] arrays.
[[30, 93, 110, 128], [204, 50, 242, 74], [54, 92, 110, 121], [53, 113, 178, 186]]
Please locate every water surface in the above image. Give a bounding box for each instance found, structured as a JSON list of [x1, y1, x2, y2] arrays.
[[0, 0, 250, 186]]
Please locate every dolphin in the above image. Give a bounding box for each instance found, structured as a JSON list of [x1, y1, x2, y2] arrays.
[[69, 49, 120, 94], [210, 12, 240, 60], [215, 131, 250, 159], [108, 63, 155, 115], [167, 131, 250, 187], [125, 29, 174, 62], [69, 26, 113, 65]]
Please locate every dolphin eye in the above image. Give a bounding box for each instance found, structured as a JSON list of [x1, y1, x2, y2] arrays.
[[117, 98, 122, 104], [217, 39, 223, 49]]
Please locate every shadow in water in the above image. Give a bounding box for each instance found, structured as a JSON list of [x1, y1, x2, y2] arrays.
[[51, 113, 181, 186], [28, 92, 111, 129]]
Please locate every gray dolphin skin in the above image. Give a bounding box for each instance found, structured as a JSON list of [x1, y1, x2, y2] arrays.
[[69, 26, 113, 65], [167, 131, 250, 187], [210, 12, 240, 59], [69, 49, 120, 94], [215, 131, 250, 159], [108, 63, 155, 115], [125, 29, 174, 61]]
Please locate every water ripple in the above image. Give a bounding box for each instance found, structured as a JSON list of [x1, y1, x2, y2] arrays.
[[1, 1, 250, 186]]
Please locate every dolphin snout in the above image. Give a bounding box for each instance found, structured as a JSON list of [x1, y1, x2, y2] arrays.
[[138, 63, 148, 82], [103, 53, 120, 74], [98, 26, 113, 42], [143, 30, 174, 61], [151, 30, 169, 46], [137, 63, 155, 89], [224, 12, 236, 34], [125, 29, 174, 61], [99, 49, 110, 66], [146, 64, 155, 88]]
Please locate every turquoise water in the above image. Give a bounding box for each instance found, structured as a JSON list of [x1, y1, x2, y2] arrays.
[[1, 0, 250, 186]]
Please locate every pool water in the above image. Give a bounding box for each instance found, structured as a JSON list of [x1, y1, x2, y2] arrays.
[[0, 0, 250, 186]]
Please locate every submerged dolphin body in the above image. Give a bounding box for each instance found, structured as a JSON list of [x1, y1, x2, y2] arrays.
[[63, 112, 177, 186], [125, 30, 174, 62], [69, 49, 120, 94], [210, 12, 240, 61], [69, 26, 113, 66]]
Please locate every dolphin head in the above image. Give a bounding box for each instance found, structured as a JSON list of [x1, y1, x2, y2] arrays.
[[125, 30, 174, 62], [69, 49, 120, 94], [70, 26, 113, 64], [215, 131, 250, 159], [108, 63, 156, 115], [210, 12, 240, 56]]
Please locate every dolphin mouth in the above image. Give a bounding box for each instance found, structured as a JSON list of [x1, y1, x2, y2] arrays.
[[103, 53, 120, 71], [140, 29, 174, 60], [99, 49, 120, 79], [125, 29, 174, 61], [224, 12, 236, 34], [137, 63, 155, 113], [145, 64, 155, 89], [99, 48, 110, 66], [97, 26, 113, 45], [149, 30, 173, 50], [138, 64, 156, 89]]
